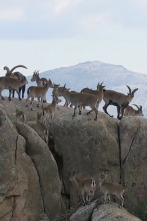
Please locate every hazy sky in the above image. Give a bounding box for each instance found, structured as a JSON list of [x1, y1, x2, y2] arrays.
[[0, 0, 147, 76]]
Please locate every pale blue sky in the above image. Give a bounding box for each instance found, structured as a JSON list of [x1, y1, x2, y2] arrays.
[[0, 0, 147, 76]]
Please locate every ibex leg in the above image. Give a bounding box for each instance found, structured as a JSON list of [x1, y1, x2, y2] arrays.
[[103, 103, 113, 117]]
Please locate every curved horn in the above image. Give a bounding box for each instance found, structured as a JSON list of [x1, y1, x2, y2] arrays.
[[36, 70, 40, 74], [100, 82, 104, 85], [132, 104, 139, 110], [139, 105, 142, 110], [64, 84, 66, 88], [3, 66, 11, 75], [10, 65, 27, 74], [126, 85, 131, 94], [132, 88, 138, 95], [33, 70, 37, 74]]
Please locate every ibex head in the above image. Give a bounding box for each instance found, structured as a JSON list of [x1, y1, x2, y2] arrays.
[[31, 70, 40, 82], [126, 85, 138, 98], [133, 104, 144, 116]]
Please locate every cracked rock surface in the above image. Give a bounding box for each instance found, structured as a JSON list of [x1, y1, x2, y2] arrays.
[[0, 99, 146, 220]]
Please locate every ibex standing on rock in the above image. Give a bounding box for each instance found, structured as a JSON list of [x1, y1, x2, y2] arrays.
[[0, 76, 28, 101], [70, 172, 97, 205], [99, 170, 125, 208], [4, 65, 28, 99], [42, 86, 61, 123], [58, 86, 99, 120], [26, 79, 53, 110], [103, 85, 138, 120], [31, 70, 49, 102]]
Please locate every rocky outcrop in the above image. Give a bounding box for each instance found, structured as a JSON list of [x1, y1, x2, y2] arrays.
[[91, 203, 142, 221], [0, 99, 146, 221], [0, 108, 62, 221], [120, 117, 147, 216], [51, 106, 147, 220], [52, 106, 120, 206], [0, 109, 42, 221], [16, 123, 62, 220]]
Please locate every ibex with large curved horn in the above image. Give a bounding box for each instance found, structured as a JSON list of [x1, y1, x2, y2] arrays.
[[103, 85, 138, 120], [0, 76, 28, 100], [4, 65, 27, 99]]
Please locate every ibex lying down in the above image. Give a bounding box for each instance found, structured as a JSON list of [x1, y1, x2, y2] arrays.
[[124, 104, 143, 117], [0, 76, 28, 100], [58, 86, 99, 120], [27, 112, 49, 144], [16, 108, 26, 123], [26, 79, 53, 110], [99, 170, 125, 208], [70, 172, 96, 204], [103, 85, 138, 120], [4, 65, 27, 99]]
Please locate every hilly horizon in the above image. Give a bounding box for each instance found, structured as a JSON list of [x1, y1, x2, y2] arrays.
[[3, 60, 147, 118]]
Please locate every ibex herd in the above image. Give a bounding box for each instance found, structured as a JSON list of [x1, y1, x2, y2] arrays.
[[0, 64, 143, 208], [0, 64, 143, 121]]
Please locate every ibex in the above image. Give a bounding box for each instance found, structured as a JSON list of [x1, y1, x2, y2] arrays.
[[52, 84, 60, 97], [70, 172, 96, 205], [99, 169, 125, 208], [0, 76, 28, 100], [4, 65, 27, 99], [58, 86, 99, 120], [81, 82, 105, 107], [103, 85, 138, 120], [124, 104, 143, 117], [42, 87, 61, 122], [31, 70, 48, 86], [16, 109, 26, 123], [26, 79, 53, 110], [54, 84, 70, 107], [27, 112, 49, 144], [31, 70, 49, 102]]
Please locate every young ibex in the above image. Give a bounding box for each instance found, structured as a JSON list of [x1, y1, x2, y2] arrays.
[[4, 65, 27, 99], [42, 88, 61, 123], [58, 86, 99, 120], [16, 109, 26, 123], [31, 70, 49, 102], [27, 112, 49, 144], [26, 79, 53, 110], [70, 172, 96, 205], [124, 104, 143, 117], [81, 82, 105, 106], [31, 70, 48, 86], [54, 84, 70, 107], [0, 76, 28, 100], [103, 85, 138, 120], [99, 170, 125, 208]]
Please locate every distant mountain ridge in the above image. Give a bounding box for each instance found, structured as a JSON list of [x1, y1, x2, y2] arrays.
[[27, 60, 147, 117]]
